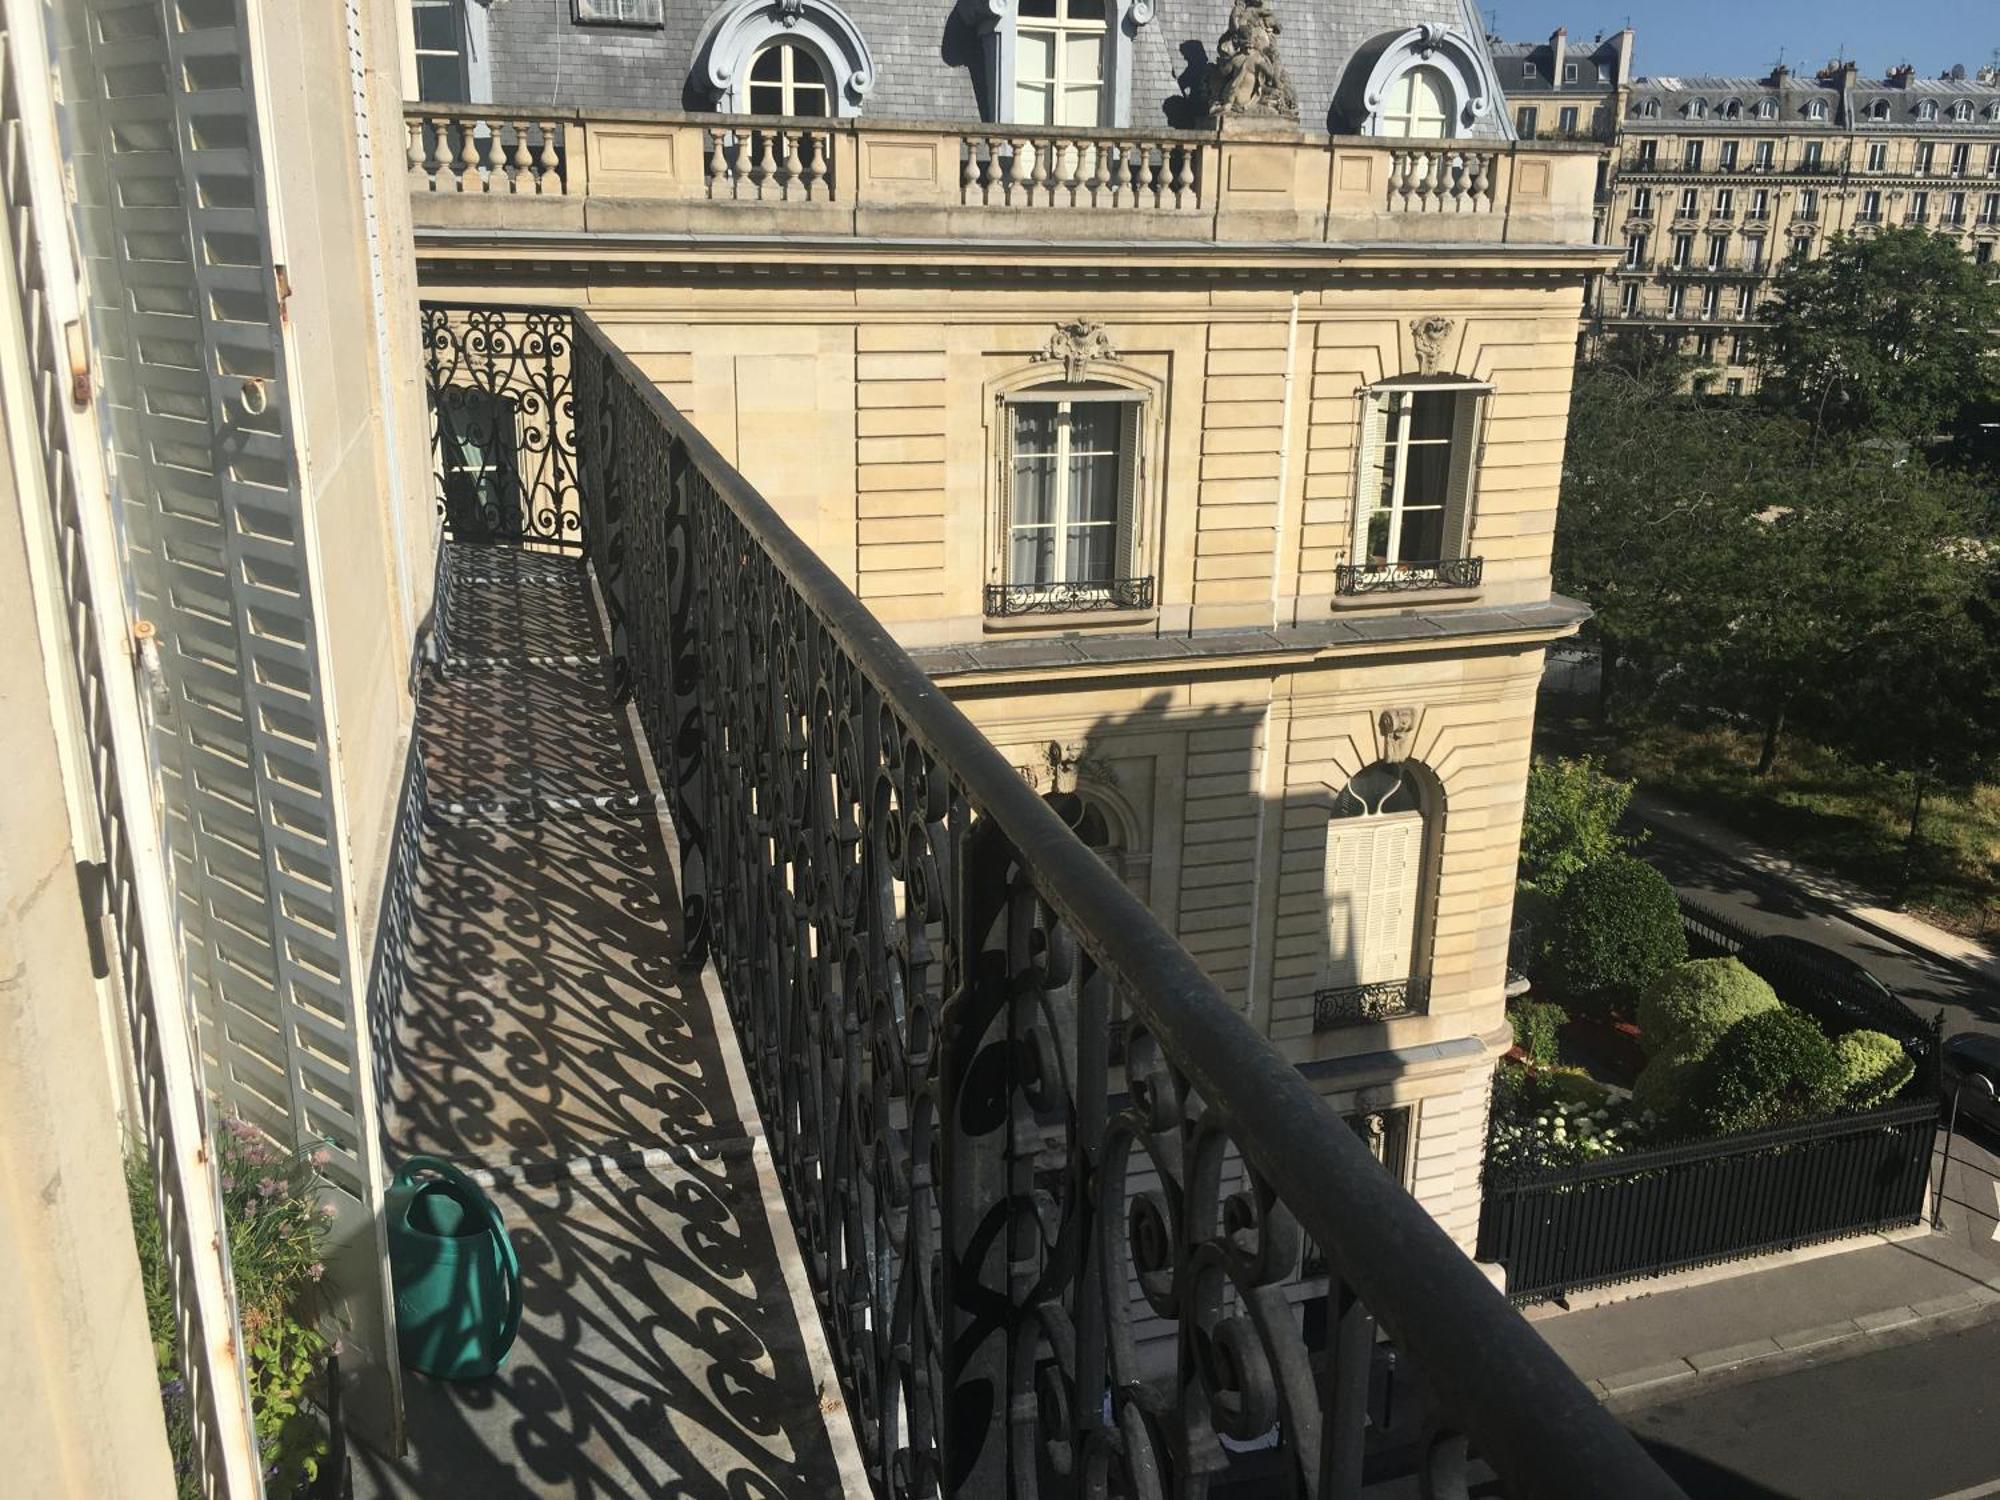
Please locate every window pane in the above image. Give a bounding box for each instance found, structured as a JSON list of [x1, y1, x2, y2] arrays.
[[1407, 391, 1454, 441], [416, 55, 466, 104], [1011, 529, 1056, 584], [790, 48, 827, 90], [1059, 86, 1102, 127], [1365, 505, 1392, 565], [1063, 0, 1107, 17], [790, 82, 829, 119], [1013, 457, 1057, 526], [1402, 441, 1451, 508], [748, 84, 785, 115], [1012, 403, 1058, 456], [1019, 0, 1057, 15], [751, 47, 785, 82], [1067, 522, 1117, 582], [1016, 30, 1055, 84], [1068, 449, 1118, 527], [412, 2, 461, 51], [1398, 506, 1446, 561], [1063, 31, 1104, 82]]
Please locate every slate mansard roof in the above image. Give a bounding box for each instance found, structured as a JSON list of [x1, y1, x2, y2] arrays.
[[1625, 66, 2000, 129], [478, 0, 1510, 136]]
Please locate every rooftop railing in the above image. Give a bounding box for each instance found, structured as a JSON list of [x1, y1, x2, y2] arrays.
[[422, 301, 1682, 1498], [403, 104, 1601, 247]]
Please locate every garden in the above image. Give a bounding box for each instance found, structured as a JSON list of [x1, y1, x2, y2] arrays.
[[1492, 755, 1928, 1176], [126, 1116, 346, 1500]]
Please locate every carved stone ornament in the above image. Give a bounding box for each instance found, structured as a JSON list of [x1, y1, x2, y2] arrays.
[[1016, 739, 1118, 794], [1409, 316, 1454, 376], [1038, 320, 1117, 383], [1377, 706, 1418, 763], [1206, 0, 1300, 123]]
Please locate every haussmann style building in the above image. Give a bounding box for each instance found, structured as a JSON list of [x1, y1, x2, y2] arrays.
[[1, 0, 1681, 1496]]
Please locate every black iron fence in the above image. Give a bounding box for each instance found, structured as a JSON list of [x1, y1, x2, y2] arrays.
[[423, 303, 1680, 1499], [1480, 1100, 1939, 1303]]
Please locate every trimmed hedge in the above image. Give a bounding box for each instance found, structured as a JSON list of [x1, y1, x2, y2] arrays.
[[1836, 1029, 1916, 1110], [1689, 1008, 1843, 1134], [1508, 1000, 1568, 1069], [1632, 959, 1780, 1118], [1554, 855, 1689, 1012]]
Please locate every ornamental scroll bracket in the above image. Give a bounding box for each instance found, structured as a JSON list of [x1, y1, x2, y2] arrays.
[[1409, 316, 1454, 376], [1038, 320, 1117, 384], [1016, 739, 1120, 794]]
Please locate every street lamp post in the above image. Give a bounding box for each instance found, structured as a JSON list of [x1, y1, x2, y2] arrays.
[[1933, 1069, 1995, 1231]]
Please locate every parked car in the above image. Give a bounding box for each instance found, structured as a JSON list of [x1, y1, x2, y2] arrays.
[[1941, 1033, 2000, 1133], [1736, 934, 1904, 1034]]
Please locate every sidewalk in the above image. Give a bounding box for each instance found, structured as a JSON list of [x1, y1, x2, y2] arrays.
[[1630, 791, 2000, 988], [1528, 1220, 2000, 1408]]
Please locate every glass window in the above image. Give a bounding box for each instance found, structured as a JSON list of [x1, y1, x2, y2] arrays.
[[1564, 62, 1579, 83], [1750, 187, 1770, 218], [999, 392, 1141, 607], [1807, 99, 1828, 120], [1798, 187, 1819, 221], [1919, 142, 1938, 174], [1868, 141, 1888, 171], [747, 41, 831, 117], [1014, 0, 1107, 127], [1380, 64, 1453, 139], [1911, 190, 1931, 223], [1716, 187, 1734, 216], [1952, 144, 1971, 177], [1625, 233, 1646, 267], [1862, 189, 1882, 221], [1673, 234, 1692, 266], [1558, 106, 1579, 133], [1621, 281, 1639, 314], [1357, 389, 1478, 569], [412, 0, 468, 104], [438, 389, 517, 537], [1324, 763, 1427, 998], [1754, 140, 1775, 168], [1679, 187, 1699, 217], [1516, 105, 1539, 137], [1683, 140, 1704, 169], [1802, 141, 1823, 168], [1708, 234, 1728, 268], [1637, 139, 1658, 167], [1720, 140, 1739, 169]]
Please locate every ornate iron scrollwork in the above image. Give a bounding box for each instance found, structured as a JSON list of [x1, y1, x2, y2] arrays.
[[1314, 978, 1429, 1031], [1335, 557, 1485, 596], [984, 577, 1156, 617]]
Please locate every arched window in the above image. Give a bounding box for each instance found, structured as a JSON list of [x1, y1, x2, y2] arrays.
[[1806, 99, 1828, 120], [1954, 100, 1976, 122], [1632, 98, 1659, 119], [695, 0, 875, 117], [1722, 99, 1742, 119], [747, 40, 831, 117], [1339, 26, 1498, 138], [1320, 762, 1433, 1024], [1918, 99, 1939, 122], [1688, 98, 1708, 120], [1868, 99, 1891, 122], [1755, 98, 1778, 119], [958, 0, 1154, 129], [1379, 64, 1453, 138]]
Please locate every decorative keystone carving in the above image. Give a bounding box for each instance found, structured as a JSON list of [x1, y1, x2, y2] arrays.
[[1038, 319, 1117, 383], [1377, 706, 1418, 762], [1409, 316, 1454, 375], [1206, 0, 1299, 123], [1017, 739, 1119, 794]]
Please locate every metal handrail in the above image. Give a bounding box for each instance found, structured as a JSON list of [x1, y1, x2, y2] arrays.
[[439, 301, 1682, 1497]]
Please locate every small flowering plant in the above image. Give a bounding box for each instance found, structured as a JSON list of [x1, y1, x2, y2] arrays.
[[1487, 1062, 1655, 1174], [128, 1116, 340, 1498]]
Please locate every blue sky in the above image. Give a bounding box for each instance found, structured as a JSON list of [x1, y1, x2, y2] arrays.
[[1478, 2, 1999, 82]]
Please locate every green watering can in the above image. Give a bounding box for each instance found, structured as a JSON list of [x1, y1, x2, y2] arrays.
[[385, 1156, 522, 1380]]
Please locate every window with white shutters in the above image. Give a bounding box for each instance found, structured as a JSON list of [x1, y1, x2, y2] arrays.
[[1348, 385, 1484, 591], [1315, 761, 1431, 1028], [989, 389, 1150, 616]]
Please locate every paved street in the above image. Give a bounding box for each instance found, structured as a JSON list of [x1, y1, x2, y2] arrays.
[[1638, 822, 2000, 1259], [1629, 1320, 2000, 1499]]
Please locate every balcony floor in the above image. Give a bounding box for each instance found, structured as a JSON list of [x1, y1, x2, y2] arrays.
[[355, 544, 850, 1499]]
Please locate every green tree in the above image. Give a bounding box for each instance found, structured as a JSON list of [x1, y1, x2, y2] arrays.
[[1554, 854, 1688, 1012], [1759, 228, 2000, 442], [1518, 755, 1637, 896]]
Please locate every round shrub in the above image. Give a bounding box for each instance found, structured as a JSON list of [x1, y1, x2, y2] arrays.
[[1554, 855, 1689, 1012], [1637, 959, 1780, 1059], [1688, 1008, 1843, 1135], [1835, 1029, 1916, 1111], [1508, 999, 1568, 1069]]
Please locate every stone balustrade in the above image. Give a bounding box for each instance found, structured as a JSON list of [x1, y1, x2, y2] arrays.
[[402, 105, 1600, 247]]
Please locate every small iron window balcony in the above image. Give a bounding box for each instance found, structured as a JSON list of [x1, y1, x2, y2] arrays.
[[1335, 556, 1484, 596], [1314, 977, 1428, 1030], [984, 576, 1155, 617]]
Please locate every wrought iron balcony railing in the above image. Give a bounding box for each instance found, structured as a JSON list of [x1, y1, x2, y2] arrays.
[[423, 302, 1679, 1500], [1315, 978, 1429, 1030], [983, 577, 1155, 617], [1336, 556, 1485, 596]]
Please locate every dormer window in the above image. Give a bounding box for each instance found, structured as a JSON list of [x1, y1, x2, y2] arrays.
[[1755, 98, 1778, 119], [1522, 60, 1539, 81], [1723, 99, 1742, 119], [1634, 98, 1660, 119], [1806, 99, 1828, 121], [1689, 99, 1709, 120], [1342, 27, 1500, 138], [1380, 65, 1453, 138], [1954, 101, 1976, 122], [696, 0, 875, 117], [959, 0, 1152, 129], [1918, 99, 1940, 122], [1868, 100, 1891, 122]]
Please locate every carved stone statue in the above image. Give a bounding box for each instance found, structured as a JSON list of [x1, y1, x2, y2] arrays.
[[1205, 0, 1299, 123]]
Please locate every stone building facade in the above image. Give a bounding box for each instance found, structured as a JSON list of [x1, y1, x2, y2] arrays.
[[403, 0, 1602, 1253]]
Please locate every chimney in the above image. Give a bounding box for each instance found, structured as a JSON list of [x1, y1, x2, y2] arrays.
[[1613, 28, 1635, 89], [1888, 64, 1916, 89], [1551, 27, 1568, 91], [1817, 60, 1858, 90], [1770, 62, 1790, 87]]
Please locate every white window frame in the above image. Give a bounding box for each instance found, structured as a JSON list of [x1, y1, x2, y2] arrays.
[[1802, 141, 1823, 168], [410, 0, 490, 104], [1011, 0, 1110, 127], [1862, 188, 1882, 221], [1716, 187, 1735, 216], [1720, 140, 1740, 169], [1799, 187, 1819, 221], [1918, 99, 1940, 122], [1563, 61, 1579, 83], [1683, 139, 1704, 169], [1621, 281, 1640, 315], [1868, 141, 1888, 171], [1322, 765, 1433, 1001], [1919, 142, 1938, 174], [1750, 187, 1770, 219], [744, 40, 834, 118], [992, 386, 1150, 610], [960, 0, 1153, 130], [1707, 234, 1728, 268], [1679, 187, 1699, 218], [1624, 233, 1646, 267], [1558, 105, 1579, 133], [1521, 60, 1538, 81], [1955, 101, 1976, 123], [1754, 140, 1775, 168], [1351, 382, 1487, 576], [1673, 233, 1693, 267], [1953, 143, 1972, 176], [1806, 99, 1828, 121], [1756, 98, 1778, 120], [1349, 28, 1500, 139], [1736, 284, 1753, 317]]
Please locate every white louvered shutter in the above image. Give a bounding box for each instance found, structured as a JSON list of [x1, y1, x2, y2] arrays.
[[995, 400, 1015, 584], [1441, 391, 1481, 561], [1116, 399, 1142, 578], [1324, 812, 1423, 987], [1353, 391, 1386, 556]]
